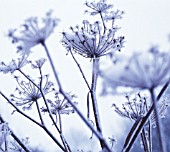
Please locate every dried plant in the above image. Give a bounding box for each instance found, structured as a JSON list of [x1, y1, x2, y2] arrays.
[[0, 0, 169, 152]]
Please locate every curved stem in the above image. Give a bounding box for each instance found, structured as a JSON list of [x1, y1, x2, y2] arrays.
[[41, 42, 112, 152]]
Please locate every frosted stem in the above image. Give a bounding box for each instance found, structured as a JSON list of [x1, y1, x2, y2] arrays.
[[90, 58, 104, 149], [150, 88, 165, 152]]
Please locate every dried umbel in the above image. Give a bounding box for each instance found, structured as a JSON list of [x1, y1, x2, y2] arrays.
[[112, 94, 169, 125], [10, 74, 54, 110], [100, 46, 170, 94], [7, 10, 60, 56], [62, 0, 125, 58], [41, 92, 78, 116]]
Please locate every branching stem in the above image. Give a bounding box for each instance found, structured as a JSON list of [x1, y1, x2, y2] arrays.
[[41, 42, 112, 152]]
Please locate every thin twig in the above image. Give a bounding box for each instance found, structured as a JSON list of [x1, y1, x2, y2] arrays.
[[41, 42, 112, 152], [69, 50, 91, 90]]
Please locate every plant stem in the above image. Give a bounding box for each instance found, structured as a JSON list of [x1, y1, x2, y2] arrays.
[[141, 128, 149, 152], [35, 100, 44, 125], [150, 88, 165, 152], [41, 42, 112, 152], [90, 58, 104, 149], [70, 50, 91, 90]]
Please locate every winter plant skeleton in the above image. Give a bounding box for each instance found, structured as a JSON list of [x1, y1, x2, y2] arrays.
[[0, 0, 170, 152]]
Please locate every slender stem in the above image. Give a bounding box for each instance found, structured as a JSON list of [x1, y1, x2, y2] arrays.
[[58, 112, 62, 133], [0, 91, 65, 151], [0, 115, 30, 152], [5, 139, 8, 152], [35, 100, 44, 125], [150, 88, 165, 152], [90, 58, 104, 149], [58, 112, 66, 151], [70, 50, 91, 90], [41, 42, 112, 152], [146, 100, 152, 152], [99, 12, 106, 34], [148, 120, 152, 152], [141, 128, 149, 152]]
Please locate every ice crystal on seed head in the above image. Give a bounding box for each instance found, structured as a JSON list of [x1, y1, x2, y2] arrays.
[[10, 75, 54, 110], [7, 10, 60, 56], [62, 0, 124, 59]]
